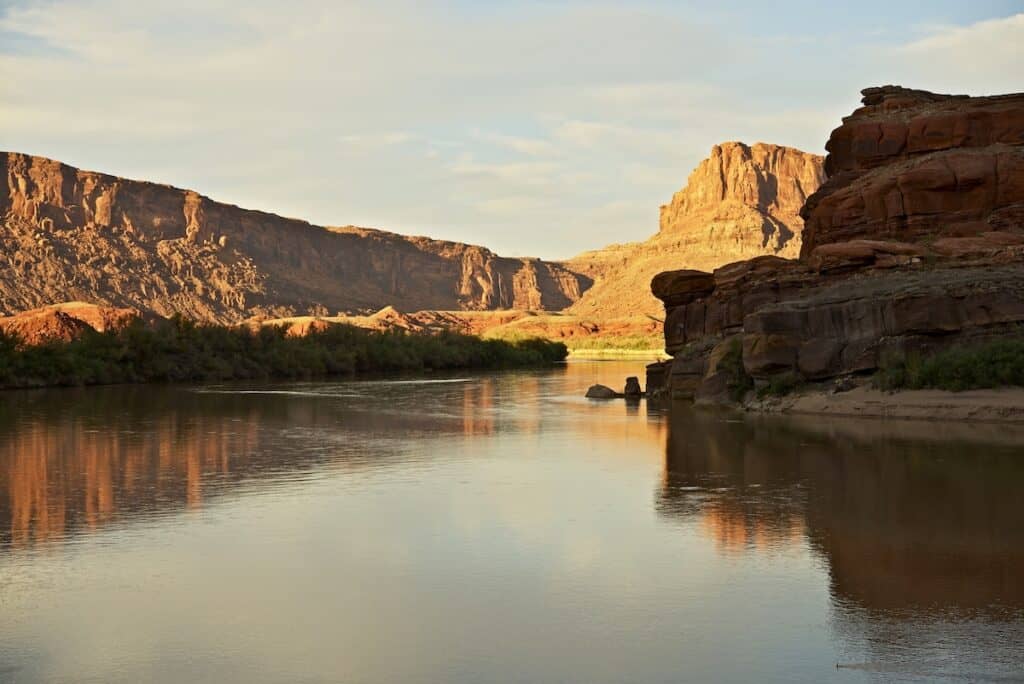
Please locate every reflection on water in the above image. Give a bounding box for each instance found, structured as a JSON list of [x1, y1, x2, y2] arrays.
[[660, 411, 1024, 611], [0, 362, 1022, 683]]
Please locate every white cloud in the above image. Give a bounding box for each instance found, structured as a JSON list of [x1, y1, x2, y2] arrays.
[[0, 2, 1020, 259], [887, 13, 1024, 95], [338, 132, 415, 147]]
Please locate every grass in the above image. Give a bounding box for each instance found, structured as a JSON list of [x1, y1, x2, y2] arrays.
[[562, 335, 664, 352], [0, 316, 568, 390], [483, 328, 663, 353], [874, 337, 1024, 392]]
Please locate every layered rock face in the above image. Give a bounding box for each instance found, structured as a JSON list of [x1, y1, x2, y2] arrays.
[[649, 87, 1024, 401], [802, 86, 1024, 254], [660, 141, 824, 254], [0, 153, 587, 323], [566, 142, 824, 318]]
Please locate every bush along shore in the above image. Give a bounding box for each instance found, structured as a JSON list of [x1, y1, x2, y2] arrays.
[[0, 317, 568, 389], [873, 338, 1024, 392]]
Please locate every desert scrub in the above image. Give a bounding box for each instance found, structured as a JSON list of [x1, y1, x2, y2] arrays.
[[0, 317, 568, 389], [756, 372, 802, 399], [874, 338, 1024, 392]]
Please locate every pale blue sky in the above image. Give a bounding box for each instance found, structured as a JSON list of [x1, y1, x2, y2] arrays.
[[1, 1, 1022, 258]]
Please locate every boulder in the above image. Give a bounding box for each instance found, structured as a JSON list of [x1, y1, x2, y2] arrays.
[[623, 376, 642, 396], [585, 384, 622, 399]]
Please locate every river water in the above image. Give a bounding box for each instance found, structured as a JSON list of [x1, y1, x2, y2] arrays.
[[0, 360, 1022, 683]]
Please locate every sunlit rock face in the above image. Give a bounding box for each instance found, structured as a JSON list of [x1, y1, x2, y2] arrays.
[[649, 86, 1024, 399], [566, 142, 824, 319], [0, 302, 144, 345], [801, 85, 1024, 255], [659, 141, 825, 255], [0, 152, 588, 322]]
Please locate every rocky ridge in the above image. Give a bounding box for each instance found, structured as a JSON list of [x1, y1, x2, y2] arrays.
[[566, 142, 825, 318], [1, 144, 824, 348], [0, 152, 588, 323], [647, 86, 1024, 402]]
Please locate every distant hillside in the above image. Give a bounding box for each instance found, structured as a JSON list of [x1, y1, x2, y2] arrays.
[[566, 142, 825, 318], [0, 145, 824, 346], [0, 152, 588, 322]]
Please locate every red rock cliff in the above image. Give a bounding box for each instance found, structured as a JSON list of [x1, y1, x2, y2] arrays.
[[650, 86, 1024, 402], [801, 85, 1024, 255], [566, 142, 824, 318], [0, 152, 588, 322]]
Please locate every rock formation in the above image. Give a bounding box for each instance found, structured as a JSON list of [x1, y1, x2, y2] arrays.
[[0, 302, 143, 346], [0, 152, 588, 323], [648, 86, 1024, 402], [566, 142, 824, 318]]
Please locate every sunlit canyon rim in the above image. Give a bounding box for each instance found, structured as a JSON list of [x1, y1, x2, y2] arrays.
[[0, 142, 824, 347]]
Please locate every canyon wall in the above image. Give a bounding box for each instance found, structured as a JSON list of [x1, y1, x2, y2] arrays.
[[567, 142, 824, 318], [649, 86, 1024, 401], [0, 152, 588, 323]]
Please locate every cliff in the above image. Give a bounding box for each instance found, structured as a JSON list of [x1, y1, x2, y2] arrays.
[[648, 86, 1024, 402], [566, 142, 825, 318], [0, 152, 588, 323]]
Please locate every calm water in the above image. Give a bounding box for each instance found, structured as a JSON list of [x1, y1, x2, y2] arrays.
[[1, 360, 1023, 683]]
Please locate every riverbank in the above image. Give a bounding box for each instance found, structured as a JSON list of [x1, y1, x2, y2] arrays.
[[750, 384, 1024, 424], [0, 318, 567, 390]]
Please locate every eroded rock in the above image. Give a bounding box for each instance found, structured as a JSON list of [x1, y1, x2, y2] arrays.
[[648, 85, 1024, 402]]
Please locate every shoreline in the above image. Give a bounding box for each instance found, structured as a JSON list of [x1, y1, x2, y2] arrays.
[[567, 348, 668, 359], [750, 385, 1024, 424]]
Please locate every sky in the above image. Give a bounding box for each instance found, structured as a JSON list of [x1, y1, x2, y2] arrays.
[[1, 1, 1023, 259]]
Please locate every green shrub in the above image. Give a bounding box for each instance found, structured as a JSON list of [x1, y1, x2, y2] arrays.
[[757, 372, 802, 399], [874, 338, 1024, 392], [0, 320, 568, 390]]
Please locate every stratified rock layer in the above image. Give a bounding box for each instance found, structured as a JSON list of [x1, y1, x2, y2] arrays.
[[801, 86, 1024, 255], [567, 142, 824, 318], [649, 87, 1024, 402], [0, 152, 587, 323]]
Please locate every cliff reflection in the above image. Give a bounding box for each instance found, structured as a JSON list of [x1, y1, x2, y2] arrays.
[[0, 378, 522, 551], [659, 406, 1024, 614]]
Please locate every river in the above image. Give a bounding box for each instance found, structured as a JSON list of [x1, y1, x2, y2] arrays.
[[0, 360, 1022, 683]]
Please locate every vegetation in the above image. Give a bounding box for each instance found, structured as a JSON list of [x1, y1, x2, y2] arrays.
[[0, 317, 568, 389], [484, 329, 663, 354], [561, 335, 664, 353], [756, 372, 802, 399], [718, 338, 754, 402], [874, 338, 1024, 392]]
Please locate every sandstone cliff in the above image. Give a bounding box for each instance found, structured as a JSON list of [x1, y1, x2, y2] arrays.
[[801, 86, 1024, 254], [649, 86, 1024, 402], [566, 142, 824, 318], [0, 152, 588, 323]]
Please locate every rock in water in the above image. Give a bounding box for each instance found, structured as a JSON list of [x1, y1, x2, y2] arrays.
[[585, 384, 622, 399], [623, 377, 642, 396]]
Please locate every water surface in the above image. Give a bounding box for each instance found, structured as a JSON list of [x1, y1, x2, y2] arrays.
[[1, 361, 1022, 683]]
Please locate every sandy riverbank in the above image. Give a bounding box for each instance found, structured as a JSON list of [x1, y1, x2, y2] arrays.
[[754, 385, 1024, 424]]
